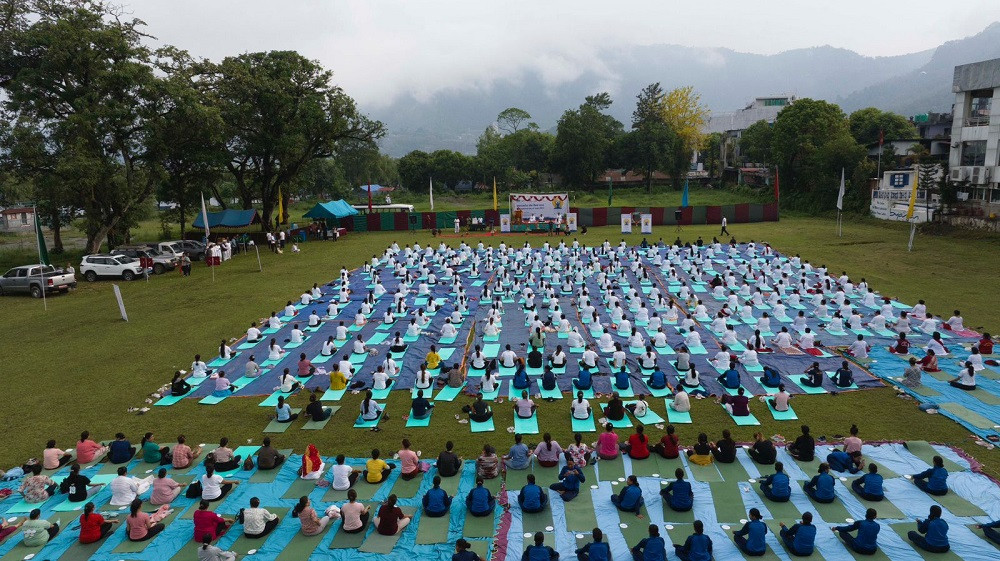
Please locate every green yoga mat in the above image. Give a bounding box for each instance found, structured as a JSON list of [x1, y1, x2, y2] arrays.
[[228, 507, 293, 555], [435, 383, 466, 402], [329, 518, 372, 549], [715, 459, 751, 482], [415, 507, 454, 544], [0, 543, 44, 561], [966, 524, 1000, 550], [264, 409, 301, 433], [888, 523, 964, 561], [626, 403, 665, 424], [533, 465, 561, 487], [600, 404, 633, 428], [763, 520, 827, 559], [273, 521, 333, 561], [938, 402, 996, 430], [796, 481, 852, 523], [358, 506, 418, 553], [564, 487, 598, 531], [688, 461, 724, 483], [930, 487, 986, 517], [767, 401, 798, 421], [792, 455, 823, 476], [462, 507, 498, 538], [571, 412, 596, 432], [617, 504, 652, 545], [925, 370, 954, 382], [751, 484, 801, 520], [247, 450, 294, 483], [506, 467, 531, 489], [521, 507, 555, 533], [722, 529, 782, 561], [111, 507, 183, 552], [664, 400, 693, 423], [631, 456, 664, 477], [597, 455, 626, 481], [660, 485, 697, 523], [281, 477, 319, 499], [389, 473, 426, 499], [471, 417, 495, 433], [406, 408, 433, 427], [844, 479, 905, 519], [908, 385, 941, 397], [514, 413, 540, 434], [302, 406, 340, 429], [56, 539, 105, 561], [903, 441, 963, 472], [469, 539, 493, 561]]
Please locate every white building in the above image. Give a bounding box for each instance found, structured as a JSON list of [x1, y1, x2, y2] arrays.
[[869, 168, 939, 223], [948, 58, 1000, 203], [706, 95, 796, 169]]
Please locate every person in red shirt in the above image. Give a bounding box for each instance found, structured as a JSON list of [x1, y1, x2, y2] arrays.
[[78, 502, 116, 544], [888, 333, 911, 354], [374, 494, 411, 536], [624, 424, 651, 460], [979, 333, 994, 355], [192, 500, 233, 542], [653, 425, 680, 459]]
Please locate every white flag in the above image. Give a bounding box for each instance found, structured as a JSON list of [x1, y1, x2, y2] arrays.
[[429, 177, 434, 211], [836, 168, 845, 211], [200, 192, 211, 238]]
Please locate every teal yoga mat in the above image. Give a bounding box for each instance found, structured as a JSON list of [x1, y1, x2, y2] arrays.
[[766, 401, 798, 420], [435, 383, 466, 402], [471, 417, 495, 433], [571, 412, 596, 432], [625, 402, 665, 424], [406, 408, 433, 427], [514, 413, 540, 434], [600, 404, 633, 428], [725, 406, 761, 426], [664, 400, 693, 423]]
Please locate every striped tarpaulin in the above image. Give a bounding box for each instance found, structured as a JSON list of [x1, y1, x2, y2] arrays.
[[590, 207, 607, 227], [734, 203, 750, 223], [367, 213, 381, 232], [705, 206, 722, 224], [394, 212, 409, 230], [762, 202, 779, 221]]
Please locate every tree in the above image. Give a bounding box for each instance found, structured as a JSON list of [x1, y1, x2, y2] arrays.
[[658, 86, 709, 183], [397, 150, 432, 191], [621, 82, 677, 192], [848, 107, 917, 146], [739, 120, 773, 166], [704, 132, 722, 180], [496, 107, 531, 135], [551, 93, 623, 187], [205, 50, 384, 229]]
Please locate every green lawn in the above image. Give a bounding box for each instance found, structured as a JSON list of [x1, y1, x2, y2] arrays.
[[3, 216, 999, 478]]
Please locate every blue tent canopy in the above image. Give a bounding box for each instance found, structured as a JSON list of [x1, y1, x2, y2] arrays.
[[192, 209, 260, 229], [358, 184, 386, 192], [302, 200, 360, 220]]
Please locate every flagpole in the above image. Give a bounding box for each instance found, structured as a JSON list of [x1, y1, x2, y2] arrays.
[[33, 206, 47, 311]]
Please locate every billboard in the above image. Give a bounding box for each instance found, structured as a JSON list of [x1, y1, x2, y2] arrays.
[[510, 193, 569, 219]]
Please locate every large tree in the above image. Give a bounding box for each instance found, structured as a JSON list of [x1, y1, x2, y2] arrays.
[[658, 86, 709, 171], [739, 120, 773, 166], [848, 107, 918, 146], [205, 50, 384, 229], [551, 93, 623, 187], [615, 83, 679, 192], [496, 107, 531, 135]]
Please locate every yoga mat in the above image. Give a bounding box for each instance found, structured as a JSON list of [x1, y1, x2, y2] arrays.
[[618, 504, 652, 545], [752, 484, 802, 520], [970, 387, 1000, 406], [282, 478, 319, 499], [710, 481, 748, 523], [302, 406, 340, 429], [644, 383, 673, 398], [792, 376, 829, 395], [366, 332, 390, 345], [723, 528, 782, 561], [597, 455, 626, 481], [227, 507, 293, 555], [625, 403, 665, 424], [435, 383, 466, 402], [908, 385, 941, 397], [844, 479, 905, 518], [564, 487, 599, 530], [715, 459, 751, 482], [154, 390, 192, 405], [259, 390, 296, 407], [931, 487, 986, 517], [329, 517, 372, 549], [247, 450, 294, 483], [514, 413, 540, 434], [796, 481, 852, 523], [688, 461, 724, 483], [238, 341, 260, 350], [264, 409, 301, 433], [403, 334, 420, 343], [406, 408, 433, 427], [664, 400, 693, 423], [350, 352, 369, 365], [600, 404, 633, 428], [766, 401, 798, 420], [726, 407, 761, 426], [538, 385, 563, 400], [415, 507, 453, 544], [208, 354, 238, 367], [273, 522, 333, 561], [888, 523, 963, 561], [630, 455, 663, 477], [389, 474, 425, 499], [471, 417, 495, 433], [321, 388, 347, 401], [938, 403, 995, 430], [967, 524, 1000, 550], [482, 344, 501, 358], [521, 507, 555, 534], [353, 409, 385, 429], [571, 412, 596, 432], [470, 539, 493, 561], [111, 507, 183, 552], [903, 441, 963, 472], [462, 507, 498, 538]]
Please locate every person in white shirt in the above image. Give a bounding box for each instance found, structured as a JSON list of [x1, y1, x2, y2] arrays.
[[331, 456, 359, 491], [945, 310, 964, 331], [798, 329, 816, 349], [326, 302, 339, 318], [307, 311, 321, 328], [268, 340, 284, 361], [640, 349, 657, 370], [289, 325, 305, 344], [500, 345, 518, 368], [268, 314, 281, 330], [284, 302, 297, 317], [405, 320, 422, 338], [550, 347, 568, 369], [598, 331, 615, 352], [372, 367, 392, 391], [300, 291, 312, 306], [109, 467, 152, 506], [911, 300, 927, 319], [481, 370, 499, 393], [628, 331, 645, 349], [684, 329, 702, 349], [710, 315, 727, 334], [470, 347, 488, 370], [335, 322, 348, 341], [352, 336, 366, 355], [570, 393, 591, 420], [440, 319, 458, 338], [382, 354, 399, 377], [567, 328, 585, 349], [670, 387, 690, 412], [740, 348, 759, 368], [712, 347, 731, 368], [848, 335, 870, 359], [925, 336, 947, 356], [772, 328, 793, 348], [484, 319, 500, 337], [867, 311, 887, 332], [579, 348, 599, 370], [191, 355, 209, 378], [627, 396, 648, 418], [652, 329, 668, 348], [321, 337, 336, 357], [918, 314, 937, 333], [611, 346, 627, 369], [338, 356, 354, 378], [247, 322, 262, 343], [681, 365, 700, 388]]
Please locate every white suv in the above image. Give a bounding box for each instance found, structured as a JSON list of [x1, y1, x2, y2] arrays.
[[80, 254, 147, 282]]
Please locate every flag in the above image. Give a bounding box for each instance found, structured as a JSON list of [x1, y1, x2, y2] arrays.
[[33, 209, 50, 266], [429, 177, 434, 210], [607, 177, 613, 207], [836, 168, 845, 211], [681, 179, 690, 208], [492, 176, 498, 211], [906, 169, 919, 219], [200, 192, 211, 239], [774, 166, 780, 203], [367, 181, 373, 212], [276, 188, 284, 225]]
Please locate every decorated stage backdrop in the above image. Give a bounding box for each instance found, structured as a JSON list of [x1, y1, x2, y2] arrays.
[[509, 193, 569, 220]]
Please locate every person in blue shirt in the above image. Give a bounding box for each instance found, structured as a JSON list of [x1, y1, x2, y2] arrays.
[[453, 538, 483, 561], [976, 519, 1000, 545], [826, 449, 860, 474], [733, 508, 768, 556], [411, 390, 433, 420], [504, 434, 532, 471], [779, 511, 816, 556], [109, 433, 135, 464], [760, 462, 791, 502], [522, 531, 558, 561], [576, 527, 610, 561], [659, 468, 693, 512], [833, 361, 854, 388], [717, 361, 741, 390], [541, 366, 557, 392], [908, 505, 949, 553], [674, 520, 713, 561], [518, 474, 549, 513], [422, 475, 452, 517], [804, 463, 836, 504], [513, 363, 530, 390], [911, 455, 948, 496], [550, 452, 585, 502], [574, 367, 593, 390], [632, 524, 666, 561], [852, 464, 884, 501], [611, 475, 644, 514], [466, 477, 495, 517], [833, 507, 880, 555], [760, 366, 781, 388], [647, 368, 668, 390], [614, 367, 631, 391]]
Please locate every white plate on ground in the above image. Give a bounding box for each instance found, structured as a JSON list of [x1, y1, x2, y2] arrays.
[[722, 524, 731, 530], [740, 519, 747, 524], [651, 473, 660, 478], [845, 518, 855, 524], [618, 477, 626, 482], [247, 550, 257, 555], [576, 533, 585, 539], [6, 517, 16, 523], [620, 523, 628, 529], [839, 477, 847, 482], [524, 532, 532, 538], [545, 526, 554, 532], [748, 478, 757, 483], [590, 485, 599, 489], [665, 524, 674, 530]]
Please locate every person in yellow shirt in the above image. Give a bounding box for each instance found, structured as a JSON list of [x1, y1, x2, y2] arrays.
[[364, 448, 395, 483], [329, 364, 348, 391], [426, 345, 442, 370]]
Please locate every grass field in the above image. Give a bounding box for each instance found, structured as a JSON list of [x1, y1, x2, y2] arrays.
[[3, 215, 999, 478]]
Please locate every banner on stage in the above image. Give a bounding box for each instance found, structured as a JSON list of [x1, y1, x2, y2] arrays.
[[621, 214, 632, 233], [500, 214, 511, 232], [509, 193, 569, 220], [566, 213, 578, 232], [640, 214, 652, 234]]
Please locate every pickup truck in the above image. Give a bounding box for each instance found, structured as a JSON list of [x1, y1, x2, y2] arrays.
[[0, 264, 77, 298]]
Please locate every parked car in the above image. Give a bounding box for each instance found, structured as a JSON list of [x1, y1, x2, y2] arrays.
[[170, 240, 206, 260], [111, 245, 178, 274], [0, 264, 77, 298], [79, 254, 147, 282], [145, 241, 186, 260]]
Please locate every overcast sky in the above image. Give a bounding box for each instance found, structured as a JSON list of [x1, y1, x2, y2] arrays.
[[124, 0, 1000, 108]]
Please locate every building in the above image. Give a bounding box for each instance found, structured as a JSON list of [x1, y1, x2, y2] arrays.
[[0, 206, 35, 232], [948, 58, 1000, 204], [706, 95, 796, 171], [869, 167, 940, 223]]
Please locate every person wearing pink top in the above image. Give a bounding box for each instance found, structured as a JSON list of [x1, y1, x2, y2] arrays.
[[125, 498, 167, 541], [398, 439, 424, 480], [74, 432, 107, 465], [292, 496, 331, 536], [42, 440, 72, 470], [533, 434, 564, 467], [150, 468, 184, 505], [842, 424, 865, 470], [595, 423, 619, 460], [171, 435, 202, 469]]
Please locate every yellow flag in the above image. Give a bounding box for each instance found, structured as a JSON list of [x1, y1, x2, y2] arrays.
[[277, 188, 284, 224], [493, 177, 498, 211], [905, 171, 918, 219]]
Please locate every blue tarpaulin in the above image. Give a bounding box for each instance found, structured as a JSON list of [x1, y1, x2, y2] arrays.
[[303, 200, 360, 220], [192, 209, 260, 229]]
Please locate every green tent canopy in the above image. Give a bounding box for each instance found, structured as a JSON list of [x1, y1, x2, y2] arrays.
[[302, 200, 360, 220]]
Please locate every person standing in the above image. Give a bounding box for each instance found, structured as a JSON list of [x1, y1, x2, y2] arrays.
[[181, 253, 192, 276], [720, 216, 730, 236]]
